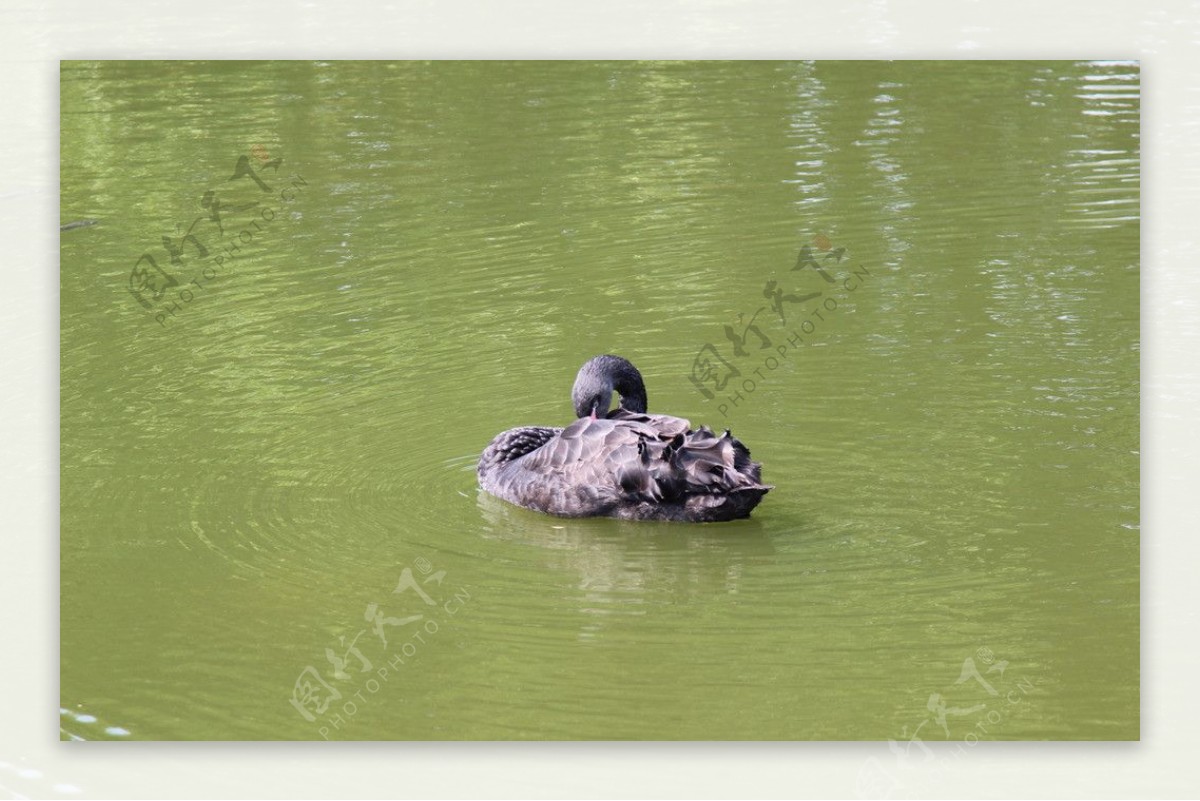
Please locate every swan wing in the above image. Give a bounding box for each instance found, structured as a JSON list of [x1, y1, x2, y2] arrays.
[[480, 413, 768, 520]]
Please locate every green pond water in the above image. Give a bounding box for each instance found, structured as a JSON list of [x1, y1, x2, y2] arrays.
[[59, 60, 1139, 741]]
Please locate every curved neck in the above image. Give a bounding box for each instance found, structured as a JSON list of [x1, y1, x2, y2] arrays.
[[609, 358, 648, 413], [572, 355, 648, 417]]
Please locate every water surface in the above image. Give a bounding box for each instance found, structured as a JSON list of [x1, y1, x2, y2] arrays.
[[60, 60, 1139, 740]]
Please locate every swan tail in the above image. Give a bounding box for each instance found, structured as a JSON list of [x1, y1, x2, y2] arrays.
[[619, 426, 771, 521]]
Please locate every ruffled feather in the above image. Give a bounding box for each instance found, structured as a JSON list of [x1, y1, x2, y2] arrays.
[[478, 409, 770, 522]]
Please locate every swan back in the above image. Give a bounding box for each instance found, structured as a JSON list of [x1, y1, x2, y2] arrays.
[[478, 409, 770, 522]]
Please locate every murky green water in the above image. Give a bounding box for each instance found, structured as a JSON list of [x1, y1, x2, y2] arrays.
[[60, 61, 1138, 741]]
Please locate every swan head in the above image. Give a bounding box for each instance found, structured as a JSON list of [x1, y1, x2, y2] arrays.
[[571, 355, 648, 419]]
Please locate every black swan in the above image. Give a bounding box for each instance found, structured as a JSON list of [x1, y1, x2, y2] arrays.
[[477, 355, 771, 522]]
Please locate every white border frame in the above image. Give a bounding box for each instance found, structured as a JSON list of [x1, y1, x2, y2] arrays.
[[4, 0, 1193, 797]]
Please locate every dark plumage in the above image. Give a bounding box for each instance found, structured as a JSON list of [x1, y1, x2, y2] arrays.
[[477, 355, 771, 522]]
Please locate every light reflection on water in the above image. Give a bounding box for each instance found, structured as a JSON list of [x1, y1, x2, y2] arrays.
[[60, 60, 1138, 740]]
